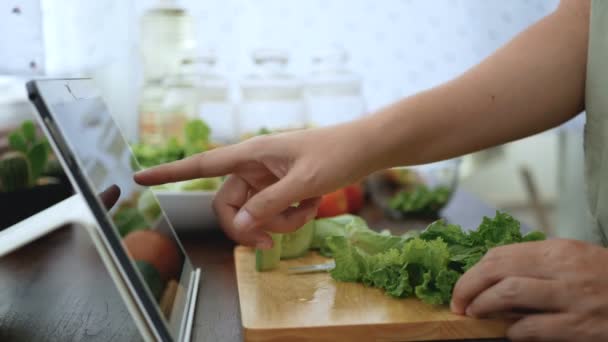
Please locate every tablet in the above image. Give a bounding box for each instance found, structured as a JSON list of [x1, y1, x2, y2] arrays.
[[27, 79, 199, 342]]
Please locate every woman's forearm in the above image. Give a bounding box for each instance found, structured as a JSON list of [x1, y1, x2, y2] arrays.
[[354, 0, 589, 172]]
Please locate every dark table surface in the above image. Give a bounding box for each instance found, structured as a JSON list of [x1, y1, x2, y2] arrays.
[[0, 190, 510, 342]]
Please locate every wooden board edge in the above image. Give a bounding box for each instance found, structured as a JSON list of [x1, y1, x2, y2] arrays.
[[242, 319, 510, 342]]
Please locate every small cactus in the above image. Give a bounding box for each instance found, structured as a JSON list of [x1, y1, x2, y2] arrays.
[[0, 151, 32, 192]]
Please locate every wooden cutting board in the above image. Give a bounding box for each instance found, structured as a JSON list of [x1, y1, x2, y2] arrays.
[[234, 246, 511, 342]]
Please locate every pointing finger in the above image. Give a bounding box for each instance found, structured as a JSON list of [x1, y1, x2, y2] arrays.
[[134, 143, 249, 185]]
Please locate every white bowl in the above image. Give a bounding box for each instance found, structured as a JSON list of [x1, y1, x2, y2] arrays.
[[154, 190, 218, 232]]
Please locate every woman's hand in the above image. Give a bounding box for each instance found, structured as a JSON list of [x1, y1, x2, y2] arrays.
[[134, 126, 372, 249], [451, 239, 608, 341]]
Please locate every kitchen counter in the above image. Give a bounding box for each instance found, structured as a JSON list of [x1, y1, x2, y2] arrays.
[[0, 190, 508, 342]]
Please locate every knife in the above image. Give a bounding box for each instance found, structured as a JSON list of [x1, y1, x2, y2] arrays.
[[287, 261, 336, 274]]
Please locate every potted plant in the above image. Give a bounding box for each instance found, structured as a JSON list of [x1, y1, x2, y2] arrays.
[[0, 120, 72, 229]]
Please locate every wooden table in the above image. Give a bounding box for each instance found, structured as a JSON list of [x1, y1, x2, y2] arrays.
[[0, 190, 509, 342]]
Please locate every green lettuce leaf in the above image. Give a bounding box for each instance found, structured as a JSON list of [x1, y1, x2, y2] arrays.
[[327, 211, 545, 305], [414, 271, 444, 305], [349, 230, 406, 255], [327, 236, 369, 282], [468, 211, 522, 248], [312, 215, 370, 256], [419, 219, 469, 246]]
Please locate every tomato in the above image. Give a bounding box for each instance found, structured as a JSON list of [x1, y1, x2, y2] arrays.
[[316, 189, 349, 218], [123, 230, 182, 281], [344, 183, 365, 213]]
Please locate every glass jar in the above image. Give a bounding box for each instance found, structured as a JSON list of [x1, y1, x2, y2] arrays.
[[138, 0, 197, 143], [304, 47, 366, 127], [138, 78, 165, 145], [160, 58, 202, 141], [196, 52, 234, 143], [139, 0, 197, 80], [367, 159, 461, 219], [238, 49, 305, 138]]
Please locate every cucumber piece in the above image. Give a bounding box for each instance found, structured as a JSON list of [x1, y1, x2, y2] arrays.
[[255, 233, 283, 272], [280, 220, 315, 259]]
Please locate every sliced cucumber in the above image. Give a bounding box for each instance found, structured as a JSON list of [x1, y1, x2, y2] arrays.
[[280, 220, 315, 259], [254, 221, 316, 271], [255, 233, 283, 272]]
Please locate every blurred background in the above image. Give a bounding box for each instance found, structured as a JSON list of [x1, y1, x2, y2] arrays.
[[0, 0, 590, 237]]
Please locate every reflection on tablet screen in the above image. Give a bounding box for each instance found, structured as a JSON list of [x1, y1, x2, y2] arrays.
[[49, 97, 193, 338]]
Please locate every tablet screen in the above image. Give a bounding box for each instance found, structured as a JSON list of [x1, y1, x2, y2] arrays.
[[30, 80, 195, 341]]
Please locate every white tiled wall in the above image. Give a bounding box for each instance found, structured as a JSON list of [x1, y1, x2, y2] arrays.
[[0, 1, 45, 74], [131, 0, 557, 110], [9, 0, 558, 138]]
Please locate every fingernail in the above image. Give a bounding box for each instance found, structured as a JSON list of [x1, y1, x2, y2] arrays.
[[134, 169, 148, 179], [234, 209, 254, 231], [465, 306, 474, 317], [256, 238, 273, 250]]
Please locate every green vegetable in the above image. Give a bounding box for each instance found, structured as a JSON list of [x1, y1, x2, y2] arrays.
[[389, 185, 452, 215], [0, 151, 31, 192], [281, 220, 315, 259], [179, 178, 222, 191], [137, 189, 162, 224], [326, 211, 545, 305], [256, 127, 273, 136], [135, 260, 165, 300], [184, 119, 211, 156], [131, 119, 213, 169], [312, 214, 413, 257], [113, 207, 148, 237], [256, 233, 283, 272], [255, 221, 317, 270], [312, 215, 366, 248]]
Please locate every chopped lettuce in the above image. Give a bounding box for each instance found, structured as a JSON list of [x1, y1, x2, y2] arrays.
[[322, 211, 545, 305], [312, 215, 412, 257], [312, 215, 370, 255]]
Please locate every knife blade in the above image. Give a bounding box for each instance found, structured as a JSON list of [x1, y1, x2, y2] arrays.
[[287, 261, 336, 274]]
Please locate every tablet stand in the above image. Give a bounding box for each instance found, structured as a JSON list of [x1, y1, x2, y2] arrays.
[[0, 194, 156, 342]]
